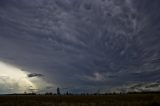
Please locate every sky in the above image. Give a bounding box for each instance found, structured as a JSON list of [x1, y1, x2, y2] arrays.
[[0, 0, 160, 94]]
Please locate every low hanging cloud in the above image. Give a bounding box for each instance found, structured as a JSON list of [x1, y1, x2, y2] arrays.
[[112, 81, 160, 93], [27, 73, 44, 78]]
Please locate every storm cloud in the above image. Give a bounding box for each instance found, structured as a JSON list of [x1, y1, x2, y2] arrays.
[[0, 0, 160, 93], [27, 73, 44, 78]]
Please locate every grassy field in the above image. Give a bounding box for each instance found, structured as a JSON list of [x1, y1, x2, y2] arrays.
[[0, 93, 160, 106]]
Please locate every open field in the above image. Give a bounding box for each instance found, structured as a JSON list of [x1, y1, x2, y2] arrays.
[[0, 93, 160, 106]]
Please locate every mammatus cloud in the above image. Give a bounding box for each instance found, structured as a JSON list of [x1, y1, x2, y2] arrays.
[[0, 0, 160, 93]]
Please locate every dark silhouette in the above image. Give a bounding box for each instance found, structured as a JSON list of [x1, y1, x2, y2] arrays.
[[57, 87, 61, 95]]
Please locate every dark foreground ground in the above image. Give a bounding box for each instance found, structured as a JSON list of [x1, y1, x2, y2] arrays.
[[0, 93, 160, 106]]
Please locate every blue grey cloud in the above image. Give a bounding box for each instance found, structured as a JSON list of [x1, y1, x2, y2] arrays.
[[0, 0, 160, 93]]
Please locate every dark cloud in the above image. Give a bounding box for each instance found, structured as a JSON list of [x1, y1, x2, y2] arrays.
[[0, 0, 160, 93], [27, 73, 44, 78], [150, 58, 160, 64], [123, 82, 160, 92]]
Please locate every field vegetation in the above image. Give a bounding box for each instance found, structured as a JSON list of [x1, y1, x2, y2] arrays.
[[0, 93, 160, 106]]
